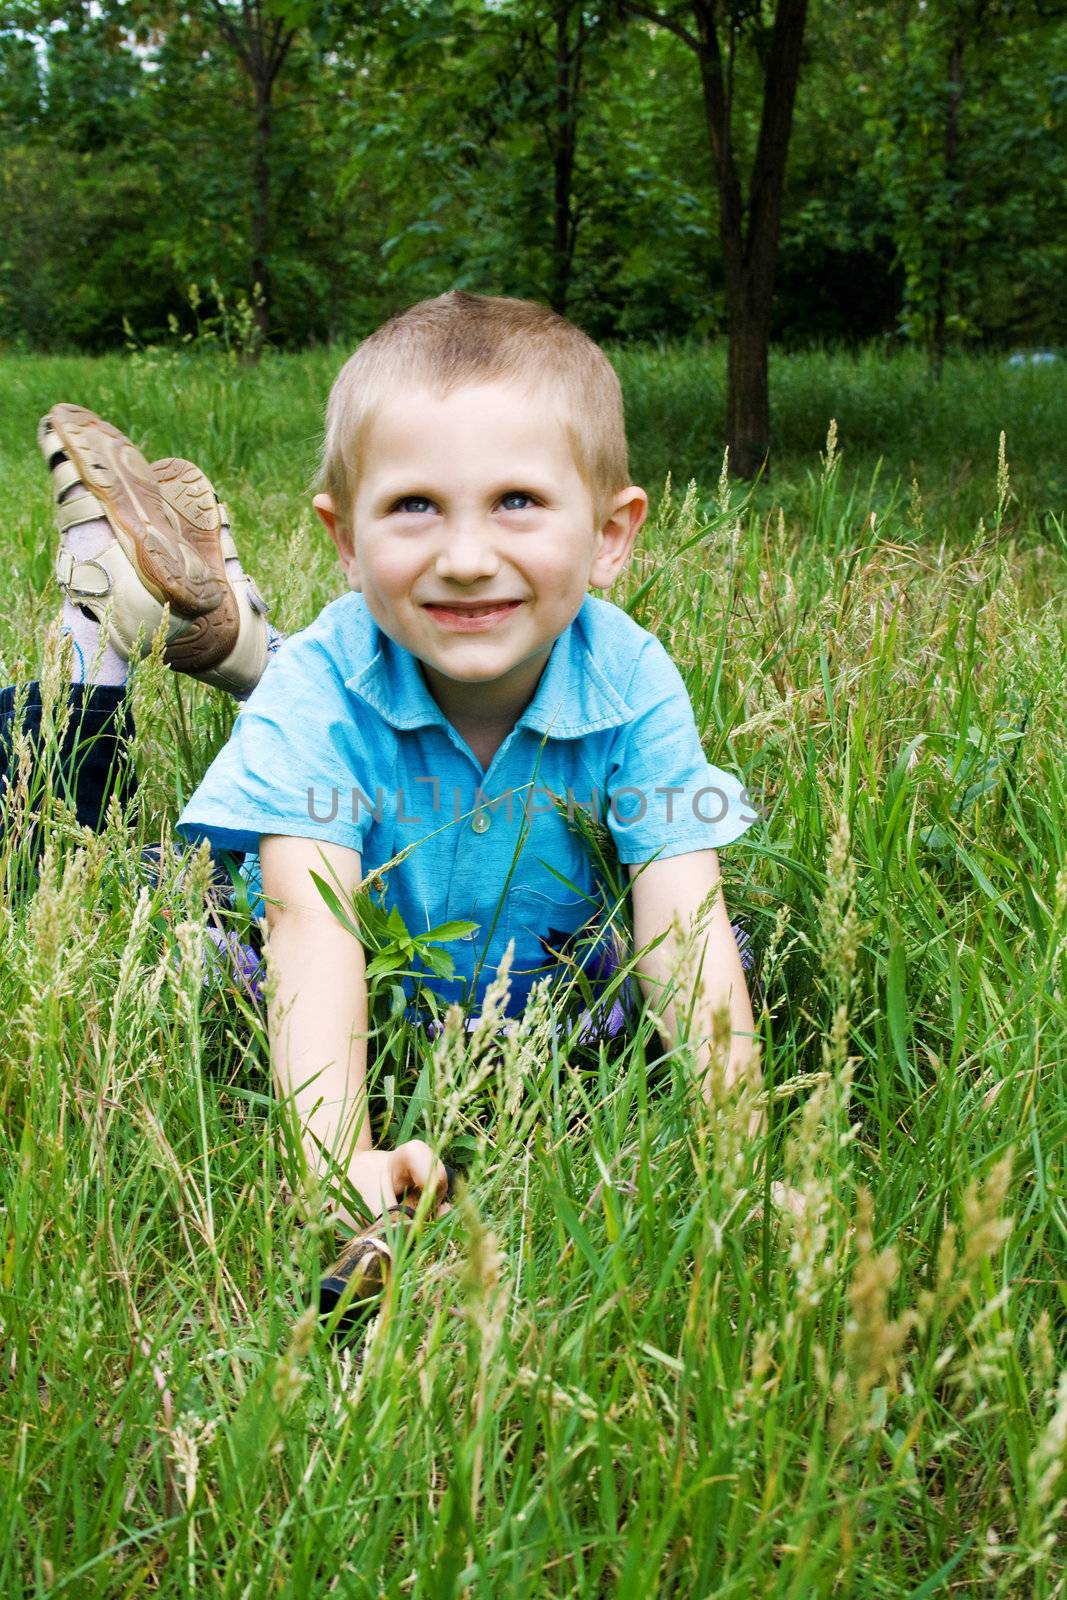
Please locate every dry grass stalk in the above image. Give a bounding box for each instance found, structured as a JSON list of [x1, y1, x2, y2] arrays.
[[837, 1187, 917, 1433]]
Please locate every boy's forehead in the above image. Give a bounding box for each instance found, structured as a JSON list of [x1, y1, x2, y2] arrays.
[[360, 378, 579, 477]]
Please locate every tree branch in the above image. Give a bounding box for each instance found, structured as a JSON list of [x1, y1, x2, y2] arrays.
[[689, 0, 742, 252], [619, 0, 699, 55], [205, 0, 248, 66], [746, 0, 808, 278], [267, 17, 297, 84]]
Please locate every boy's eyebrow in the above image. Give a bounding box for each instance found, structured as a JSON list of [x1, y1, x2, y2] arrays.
[[371, 475, 558, 505], [372, 482, 438, 501]]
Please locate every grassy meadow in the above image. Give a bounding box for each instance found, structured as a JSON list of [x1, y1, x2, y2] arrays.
[[0, 345, 1065, 1596]]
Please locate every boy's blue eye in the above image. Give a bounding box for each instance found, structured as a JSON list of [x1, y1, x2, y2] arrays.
[[393, 496, 434, 514], [500, 492, 535, 511]]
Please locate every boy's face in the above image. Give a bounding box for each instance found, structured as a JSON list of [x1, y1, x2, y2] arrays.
[[314, 380, 647, 728]]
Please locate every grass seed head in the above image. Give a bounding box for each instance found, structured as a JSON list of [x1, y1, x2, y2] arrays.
[[840, 1187, 917, 1427], [22, 840, 100, 1003], [996, 430, 1013, 524], [783, 1062, 856, 1315], [817, 811, 860, 999], [38, 616, 73, 752], [961, 1154, 1014, 1275], [459, 1194, 506, 1352], [1028, 1310, 1056, 1394], [1029, 1369, 1067, 1510], [168, 1413, 217, 1511], [271, 1305, 317, 1412]]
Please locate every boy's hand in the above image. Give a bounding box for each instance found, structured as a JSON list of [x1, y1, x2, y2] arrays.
[[771, 1181, 805, 1220], [347, 1141, 450, 1222]]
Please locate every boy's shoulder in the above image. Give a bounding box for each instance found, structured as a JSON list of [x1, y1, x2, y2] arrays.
[[577, 593, 661, 654], [278, 590, 375, 680], [244, 591, 382, 716], [574, 595, 687, 702]]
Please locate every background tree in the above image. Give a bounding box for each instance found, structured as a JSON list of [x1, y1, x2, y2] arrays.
[[502, 1, 611, 313], [2, 0, 1065, 383], [619, 0, 809, 476], [865, 0, 1067, 369], [201, 0, 297, 351], [346, 0, 634, 319]]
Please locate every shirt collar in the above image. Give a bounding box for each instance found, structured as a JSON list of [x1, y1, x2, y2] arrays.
[[345, 602, 634, 739]]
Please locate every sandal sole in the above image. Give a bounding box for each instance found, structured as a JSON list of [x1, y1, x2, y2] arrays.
[[318, 1174, 457, 1335], [151, 458, 240, 674], [319, 1206, 417, 1332], [46, 406, 224, 620]]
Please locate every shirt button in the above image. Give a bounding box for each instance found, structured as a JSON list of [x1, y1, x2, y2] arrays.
[[471, 810, 490, 834]]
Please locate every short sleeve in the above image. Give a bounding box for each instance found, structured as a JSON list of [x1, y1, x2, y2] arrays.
[[604, 636, 758, 864], [176, 627, 376, 860]]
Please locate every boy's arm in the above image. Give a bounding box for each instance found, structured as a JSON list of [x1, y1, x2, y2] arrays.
[[627, 847, 763, 1135], [260, 833, 446, 1222]]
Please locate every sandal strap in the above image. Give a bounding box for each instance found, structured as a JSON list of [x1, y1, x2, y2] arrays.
[[49, 456, 84, 498], [55, 486, 109, 533], [38, 419, 66, 462], [245, 575, 270, 617], [38, 420, 96, 510], [39, 417, 109, 531], [220, 526, 238, 562], [55, 545, 113, 599]]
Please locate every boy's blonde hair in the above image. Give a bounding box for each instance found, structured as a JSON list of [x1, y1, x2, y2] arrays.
[[319, 291, 630, 528]]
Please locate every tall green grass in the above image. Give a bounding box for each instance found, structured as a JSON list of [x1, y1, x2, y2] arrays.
[[0, 349, 1064, 1596]]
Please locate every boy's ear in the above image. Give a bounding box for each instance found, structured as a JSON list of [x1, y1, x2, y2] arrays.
[[589, 486, 649, 591], [313, 493, 361, 591]]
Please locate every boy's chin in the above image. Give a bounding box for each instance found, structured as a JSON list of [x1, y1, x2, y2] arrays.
[[421, 643, 552, 685]]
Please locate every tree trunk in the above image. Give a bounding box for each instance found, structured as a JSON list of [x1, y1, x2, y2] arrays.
[[206, 0, 294, 358], [549, 0, 579, 313], [931, 33, 964, 378], [691, 0, 808, 477], [250, 78, 273, 354], [726, 288, 774, 479]]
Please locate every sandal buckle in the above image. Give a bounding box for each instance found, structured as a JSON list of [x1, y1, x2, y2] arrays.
[[55, 550, 113, 600]]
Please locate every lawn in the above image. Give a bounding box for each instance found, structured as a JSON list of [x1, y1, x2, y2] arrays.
[[0, 345, 1064, 1596]]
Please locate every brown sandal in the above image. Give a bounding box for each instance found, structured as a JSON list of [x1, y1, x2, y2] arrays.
[[318, 1167, 459, 1336], [318, 1205, 415, 1333], [150, 457, 240, 674], [43, 404, 224, 619]]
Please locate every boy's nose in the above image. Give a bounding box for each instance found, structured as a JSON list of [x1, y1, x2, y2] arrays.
[[434, 522, 501, 583]]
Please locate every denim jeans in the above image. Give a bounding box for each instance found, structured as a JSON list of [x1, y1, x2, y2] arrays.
[[0, 681, 136, 831]]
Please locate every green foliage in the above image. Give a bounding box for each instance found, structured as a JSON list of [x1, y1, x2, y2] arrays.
[[310, 866, 479, 994], [2, 2, 1064, 353], [858, 1, 1067, 353]]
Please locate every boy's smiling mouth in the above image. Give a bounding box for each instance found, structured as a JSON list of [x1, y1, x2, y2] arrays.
[[421, 599, 524, 630]]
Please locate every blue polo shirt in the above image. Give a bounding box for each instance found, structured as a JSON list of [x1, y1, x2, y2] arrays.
[[176, 592, 757, 1015]]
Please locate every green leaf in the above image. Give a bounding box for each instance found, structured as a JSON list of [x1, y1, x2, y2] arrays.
[[419, 945, 456, 979], [886, 934, 911, 1077], [364, 952, 402, 982], [424, 919, 480, 943], [309, 871, 361, 939]]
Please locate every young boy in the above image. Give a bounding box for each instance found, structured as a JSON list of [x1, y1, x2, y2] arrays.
[[12, 291, 762, 1277]]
